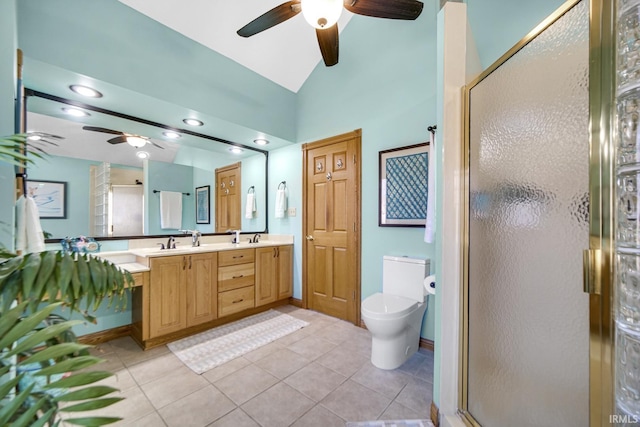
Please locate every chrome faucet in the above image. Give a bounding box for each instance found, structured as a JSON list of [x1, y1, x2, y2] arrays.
[[227, 229, 241, 244], [250, 234, 261, 244], [179, 229, 201, 247], [191, 230, 201, 247], [166, 236, 176, 249]]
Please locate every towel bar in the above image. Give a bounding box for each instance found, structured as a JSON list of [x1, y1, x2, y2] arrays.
[[153, 189, 191, 196]]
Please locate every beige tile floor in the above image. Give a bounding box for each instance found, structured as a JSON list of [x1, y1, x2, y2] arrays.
[[68, 305, 434, 427]]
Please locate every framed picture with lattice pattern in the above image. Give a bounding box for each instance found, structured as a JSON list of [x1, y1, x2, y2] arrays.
[[378, 142, 429, 227]]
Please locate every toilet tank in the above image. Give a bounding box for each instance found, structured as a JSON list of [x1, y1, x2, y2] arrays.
[[383, 256, 430, 302]]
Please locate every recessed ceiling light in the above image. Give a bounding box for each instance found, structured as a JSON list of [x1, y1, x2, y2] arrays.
[[62, 107, 90, 117], [229, 147, 244, 154], [69, 84, 103, 98], [163, 131, 181, 139], [183, 118, 203, 126], [136, 151, 150, 159], [253, 138, 269, 146], [27, 134, 42, 141]]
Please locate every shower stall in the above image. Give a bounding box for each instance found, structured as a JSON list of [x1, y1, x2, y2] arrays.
[[461, 0, 638, 424]]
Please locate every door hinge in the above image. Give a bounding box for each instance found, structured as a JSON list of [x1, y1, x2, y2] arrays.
[[582, 249, 601, 295]]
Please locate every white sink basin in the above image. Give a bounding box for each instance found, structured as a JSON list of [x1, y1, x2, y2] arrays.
[[130, 240, 282, 257]]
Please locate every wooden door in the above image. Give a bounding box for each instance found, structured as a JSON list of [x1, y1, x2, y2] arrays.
[[303, 130, 361, 324], [255, 246, 277, 306], [186, 253, 217, 327], [149, 255, 187, 338], [277, 245, 293, 300], [215, 162, 241, 232]]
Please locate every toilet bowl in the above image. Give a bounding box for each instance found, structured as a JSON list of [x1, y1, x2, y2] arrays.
[[361, 256, 432, 370]]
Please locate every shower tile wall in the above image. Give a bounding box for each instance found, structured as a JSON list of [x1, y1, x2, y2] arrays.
[[616, 0, 640, 418]]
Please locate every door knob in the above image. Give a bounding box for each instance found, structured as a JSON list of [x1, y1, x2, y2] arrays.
[[306, 235, 314, 241]]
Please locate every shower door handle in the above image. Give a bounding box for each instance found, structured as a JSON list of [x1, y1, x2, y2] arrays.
[[582, 249, 601, 295]]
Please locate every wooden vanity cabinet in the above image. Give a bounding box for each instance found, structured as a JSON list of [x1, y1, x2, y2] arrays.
[[217, 248, 255, 317], [137, 244, 293, 348], [148, 252, 217, 339], [255, 245, 293, 307]]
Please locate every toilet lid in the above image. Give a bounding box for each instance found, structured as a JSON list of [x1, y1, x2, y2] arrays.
[[362, 293, 418, 319]]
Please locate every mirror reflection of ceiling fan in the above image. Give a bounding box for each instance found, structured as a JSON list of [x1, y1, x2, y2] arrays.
[[82, 126, 164, 149], [237, 0, 424, 67]]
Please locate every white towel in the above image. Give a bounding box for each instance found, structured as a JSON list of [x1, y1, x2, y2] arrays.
[[245, 193, 256, 219], [275, 189, 286, 219], [15, 195, 46, 253], [424, 131, 436, 243], [160, 191, 182, 229]]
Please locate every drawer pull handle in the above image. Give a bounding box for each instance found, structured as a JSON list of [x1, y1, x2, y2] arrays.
[[232, 255, 244, 259], [232, 275, 244, 279], [232, 298, 244, 304]]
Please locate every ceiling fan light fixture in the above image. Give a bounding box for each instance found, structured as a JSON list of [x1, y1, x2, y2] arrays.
[[126, 136, 148, 148], [69, 84, 103, 98], [301, 0, 343, 29]]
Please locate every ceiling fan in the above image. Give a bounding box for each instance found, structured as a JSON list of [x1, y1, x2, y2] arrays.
[[237, 0, 424, 67], [82, 126, 164, 149]]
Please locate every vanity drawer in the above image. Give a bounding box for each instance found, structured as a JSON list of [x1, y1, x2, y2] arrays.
[[218, 248, 255, 267], [218, 263, 255, 291], [218, 286, 255, 317]]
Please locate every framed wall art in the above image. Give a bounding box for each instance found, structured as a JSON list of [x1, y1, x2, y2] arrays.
[[26, 179, 67, 219], [195, 185, 210, 224], [378, 142, 429, 227]]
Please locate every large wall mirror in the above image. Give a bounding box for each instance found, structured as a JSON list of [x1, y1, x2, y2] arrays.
[[24, 90, 268, 242]]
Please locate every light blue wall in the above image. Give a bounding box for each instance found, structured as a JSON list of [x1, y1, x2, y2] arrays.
[[0, 0, 17, 249], [268, 145, 303, 299]]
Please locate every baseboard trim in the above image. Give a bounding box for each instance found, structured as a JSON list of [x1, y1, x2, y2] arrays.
[[78, 325, 132, 346], [431, 401, 440, 427], [420, 337, 435, 351], [289, 297, 303, 308]]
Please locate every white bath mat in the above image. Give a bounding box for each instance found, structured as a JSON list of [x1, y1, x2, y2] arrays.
[[167, 309, 308, 374]]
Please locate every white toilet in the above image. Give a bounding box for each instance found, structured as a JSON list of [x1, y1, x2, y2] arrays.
[[361, 256, 432, 370]]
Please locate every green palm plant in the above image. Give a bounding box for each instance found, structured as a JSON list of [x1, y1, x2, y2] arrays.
[[0, 134, 132, 426]]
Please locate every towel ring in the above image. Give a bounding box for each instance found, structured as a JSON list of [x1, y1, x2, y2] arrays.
[[278, 181, 286, 190], [248, 186, 255, 194]]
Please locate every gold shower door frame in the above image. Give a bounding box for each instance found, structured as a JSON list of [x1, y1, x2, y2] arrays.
[[460, 0, 614, 425]]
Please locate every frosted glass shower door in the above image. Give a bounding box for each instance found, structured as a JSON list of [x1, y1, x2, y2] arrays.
[[465, 1, 590, 426]]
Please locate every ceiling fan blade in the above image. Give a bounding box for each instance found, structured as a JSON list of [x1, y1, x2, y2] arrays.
[[107, 136, 128, 145], [237, 1, 301, 37], [316, 24, 339, 67], [82, 126, 123, 136], [344, 0, 423, 20], [149, 140, 165, 150]]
